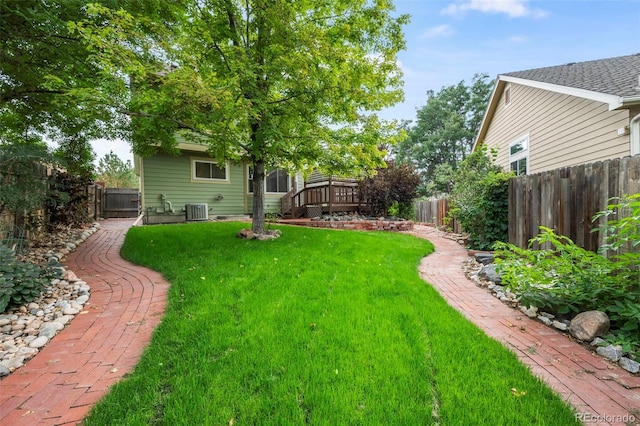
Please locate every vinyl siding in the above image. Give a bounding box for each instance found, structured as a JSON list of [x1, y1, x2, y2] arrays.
[[141, 151, 297, 221], [142, 151, 247, 217], [483, 83, 631, 174]]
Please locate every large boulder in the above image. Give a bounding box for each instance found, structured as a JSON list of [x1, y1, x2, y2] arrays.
[[568, 310, 610, 341], [478, 264, 501, 284]]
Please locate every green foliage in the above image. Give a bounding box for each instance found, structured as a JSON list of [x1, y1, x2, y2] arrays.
[[54, 138, 96, 180], [46, 171, 93, 229], [0, 0, 125, 149], [0, 244, 61, 313], [84, 222, 578, 425], [0, 142, 55, 214], [495, 226, 640, 355], [495, 227, 625, 316], [395, 74, 493, 197], [359, 161, 420, 218], [449, 147, 510, 250], [96, 151, 138, 188], [594, 193, 640, 271], [71, 0, 409, 233]]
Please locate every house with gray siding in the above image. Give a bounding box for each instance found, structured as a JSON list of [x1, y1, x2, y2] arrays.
[[474, 53, 640, 174]]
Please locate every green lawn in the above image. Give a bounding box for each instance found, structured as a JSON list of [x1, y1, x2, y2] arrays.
[[84, 222, 579, 425]]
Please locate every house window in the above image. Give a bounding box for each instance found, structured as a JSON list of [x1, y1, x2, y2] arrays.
[[504, 84, 511, 106], [192, 159, 228, 181], [509, 135, 528, 175], [248, 167, 290, 193]]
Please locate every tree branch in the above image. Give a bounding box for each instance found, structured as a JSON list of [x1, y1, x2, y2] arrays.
[[122, 110, 212, 137], [1, 89, 66, 102]]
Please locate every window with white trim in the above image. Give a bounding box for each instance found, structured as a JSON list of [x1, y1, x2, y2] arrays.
[[509, 135, 528, 176], [247, 167, 290, 193], [192, 159, 228, 181]]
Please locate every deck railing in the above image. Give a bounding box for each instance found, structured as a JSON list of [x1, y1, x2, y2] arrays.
[[281, 181, 361, 218]]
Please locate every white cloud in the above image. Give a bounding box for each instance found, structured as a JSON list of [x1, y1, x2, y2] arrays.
[[508, 35, 528, 43], [442, 0, 548, 18], [419, 24, 456, 39]]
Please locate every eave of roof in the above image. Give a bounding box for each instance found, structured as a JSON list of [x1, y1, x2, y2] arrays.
[[473, 73, 640, 152]]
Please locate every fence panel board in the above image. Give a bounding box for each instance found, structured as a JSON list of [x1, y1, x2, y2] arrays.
[[103, 188, 140, 218], [509, 154, 640, 252]]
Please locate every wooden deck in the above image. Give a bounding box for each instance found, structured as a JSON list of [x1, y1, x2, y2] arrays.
[[281, 178, 362, 218]]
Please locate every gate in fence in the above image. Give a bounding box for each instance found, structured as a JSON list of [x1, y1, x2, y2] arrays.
[[103, 188, 140, 219]]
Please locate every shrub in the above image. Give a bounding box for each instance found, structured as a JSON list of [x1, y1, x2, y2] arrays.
[[494, 227, 626, 316], [495, 226, 640, 356], [0, 142, 53, 215], [359, 161, 420, 218], [46, 171, 93, 229], [449, 147, 511, 250], [594, 193, 640, 274], [0, 244, 62, 312]]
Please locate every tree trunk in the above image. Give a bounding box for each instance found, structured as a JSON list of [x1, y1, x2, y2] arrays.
[[251, 160, 266, 234]]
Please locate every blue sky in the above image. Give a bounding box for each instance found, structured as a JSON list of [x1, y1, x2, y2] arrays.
[[96, 0, 640, 163]]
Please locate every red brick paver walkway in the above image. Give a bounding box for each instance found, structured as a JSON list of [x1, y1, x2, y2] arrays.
[[407, 224, 640, 426], [1, 220, 639, 425], [0, 219, 169, 426]]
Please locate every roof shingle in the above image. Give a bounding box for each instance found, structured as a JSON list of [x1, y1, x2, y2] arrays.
[[503, 53, 640, 97]]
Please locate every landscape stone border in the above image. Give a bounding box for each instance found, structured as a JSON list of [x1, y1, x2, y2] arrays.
[[0, 222, 101, 378], [463, 251, 639, 375]]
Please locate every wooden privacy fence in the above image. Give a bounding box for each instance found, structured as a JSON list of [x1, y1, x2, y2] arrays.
[[103, 188, 140, 218], [87, 184, 103, 220], [414, 198, 462, 233], [509, 155, 640, 252]]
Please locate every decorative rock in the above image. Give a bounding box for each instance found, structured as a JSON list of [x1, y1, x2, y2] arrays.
[[619, 357, 640, 374], [76, 295, 90, 305], [16, 347, 38, 358], [53, 315, 74, 326], [0, 223, 98, 379], [478, 264, 501, 284], [596, 345, 624, 362], [520, 305, 538, 318], [62, 307, 80, 315], [474, 252, 495, 265], [0, 356, 24, 371], [590, 337, 606, 347], [538, 315, 553, 327], [539, 312, 555, 319], [552, 320, 568, 331], [237, 229, 254, 239], [29, 336, 49, 349], [568, 311, 610, 341], [39, 323, 60, 339], [11, 323, 25, 331]]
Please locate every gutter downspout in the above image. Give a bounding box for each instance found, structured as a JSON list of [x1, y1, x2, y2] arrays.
[[631, 113, 640, 156]]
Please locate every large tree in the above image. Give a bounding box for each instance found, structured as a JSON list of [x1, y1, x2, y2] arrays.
[[0, 1, 121, 164], [71, 0, 408, 234], [96, 151, 138, 188], [395, 73, 493, 196]]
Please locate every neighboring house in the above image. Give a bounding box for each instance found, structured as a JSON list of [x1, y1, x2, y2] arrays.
[[135, 142, 303, 224], [474, 53, 640, 175]]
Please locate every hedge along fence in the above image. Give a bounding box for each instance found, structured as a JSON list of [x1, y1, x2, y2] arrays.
[[0, 182, 104, 236], [509, 155, 640, 252]]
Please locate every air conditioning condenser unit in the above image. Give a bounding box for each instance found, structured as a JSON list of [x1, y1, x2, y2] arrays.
[[185, 203, 209, 221]]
